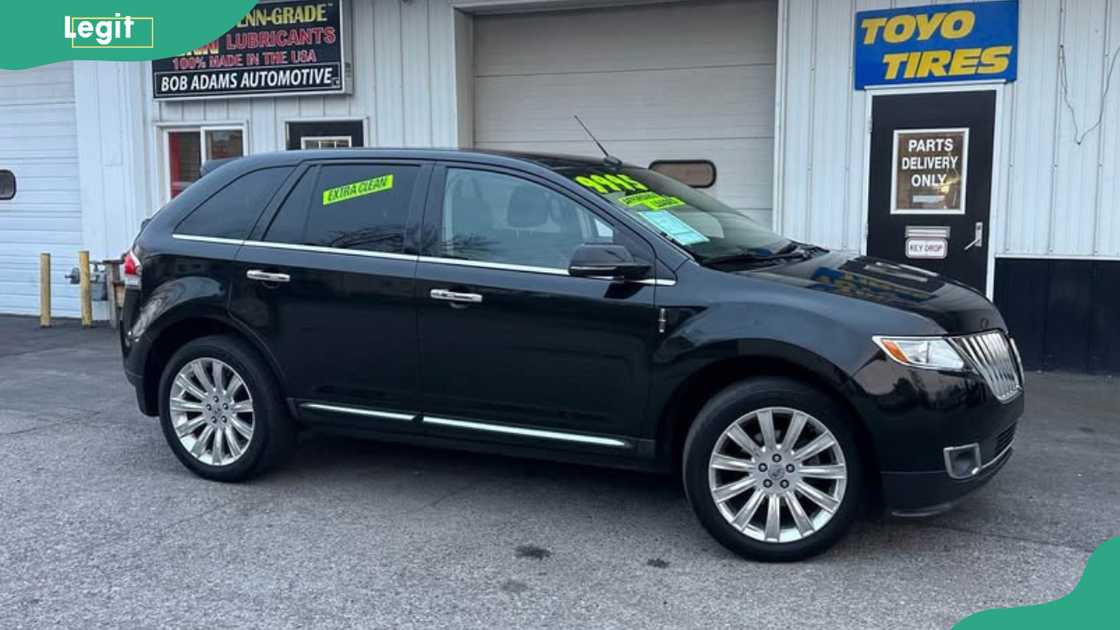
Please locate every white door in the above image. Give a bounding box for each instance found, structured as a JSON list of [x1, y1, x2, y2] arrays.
[[472, 0, 778, 226]]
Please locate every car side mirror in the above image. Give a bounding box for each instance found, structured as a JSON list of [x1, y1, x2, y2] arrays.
[[568, 244, 651, 281]]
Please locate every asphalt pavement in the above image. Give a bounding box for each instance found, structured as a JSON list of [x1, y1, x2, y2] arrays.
[[1, 314, 1117, 629]]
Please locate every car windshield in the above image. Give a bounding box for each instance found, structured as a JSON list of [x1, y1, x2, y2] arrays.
[[557, 166, 792, 263]]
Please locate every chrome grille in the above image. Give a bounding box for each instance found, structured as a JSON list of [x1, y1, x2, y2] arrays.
[[950, 331, 1023, 402]]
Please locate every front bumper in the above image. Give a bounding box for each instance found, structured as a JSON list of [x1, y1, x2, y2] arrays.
[[850, 354, 1024, 513], [882, 436, 1014, 514]]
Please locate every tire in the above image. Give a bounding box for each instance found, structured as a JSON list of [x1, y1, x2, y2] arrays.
[[682, 377, 864, 562], [157, 335, 295, 482]]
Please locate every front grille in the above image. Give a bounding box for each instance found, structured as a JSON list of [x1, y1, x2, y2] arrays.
[[950, 331, 1023, 402], [995, 423, 1017, 455]]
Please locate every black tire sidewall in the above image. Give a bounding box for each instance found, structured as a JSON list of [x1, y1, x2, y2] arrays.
[[157, 335, 284, 482], [683, 378, 864, 562]]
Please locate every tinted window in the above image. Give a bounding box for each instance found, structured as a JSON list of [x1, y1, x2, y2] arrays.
[[560, 166, 789, 262], [434, 169, 615, 269], [263, 167, 318, 244], [304, 164, 418, 253], [177, 167, 292, 239]]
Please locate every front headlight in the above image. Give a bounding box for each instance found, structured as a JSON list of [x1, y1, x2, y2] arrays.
[[872, 336, 966, 371]]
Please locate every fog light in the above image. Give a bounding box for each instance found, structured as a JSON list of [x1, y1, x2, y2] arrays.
[[943, 443, 981, 479]]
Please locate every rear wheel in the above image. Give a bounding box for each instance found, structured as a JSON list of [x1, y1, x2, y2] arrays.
[[158, 335, 294, 481], [683, 378, 864, 561]]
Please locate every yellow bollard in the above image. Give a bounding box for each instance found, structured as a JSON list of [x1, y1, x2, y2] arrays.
[[78, 250, 92, 328], [39, 252, 51, 328]]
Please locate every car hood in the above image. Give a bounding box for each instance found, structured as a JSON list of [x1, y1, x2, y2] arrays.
[[733, 250, 1006, 335]]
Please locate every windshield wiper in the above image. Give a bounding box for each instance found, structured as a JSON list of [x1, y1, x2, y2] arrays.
[[704, 243, 813, 267]]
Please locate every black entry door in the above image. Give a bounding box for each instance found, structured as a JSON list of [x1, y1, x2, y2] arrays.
[[867, 90, 996, 292], [414, 165, 659, 445]]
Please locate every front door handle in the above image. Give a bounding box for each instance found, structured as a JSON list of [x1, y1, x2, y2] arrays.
[[963, 222, 984, 251], [246, 269, 291, 283], [430, 289, 483, 304]]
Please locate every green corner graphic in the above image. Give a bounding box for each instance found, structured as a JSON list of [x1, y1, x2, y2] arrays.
[[956, 536, 1120, 629], [1, 1, 257, 70]]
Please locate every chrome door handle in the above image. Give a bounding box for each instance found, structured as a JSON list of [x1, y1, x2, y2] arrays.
[[430, 289, 482, 304], [246, 269, 291, 283], [964, 221, 984, 251]]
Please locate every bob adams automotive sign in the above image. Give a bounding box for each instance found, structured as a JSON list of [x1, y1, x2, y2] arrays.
[[152, 0, 347, 100]]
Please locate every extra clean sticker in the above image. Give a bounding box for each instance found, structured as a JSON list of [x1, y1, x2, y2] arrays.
[[619, 192, 686, 211], [637, 210, 708, 246], [322, 174, 394, 206]]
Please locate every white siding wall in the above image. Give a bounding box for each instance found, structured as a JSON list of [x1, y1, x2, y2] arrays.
[[777, 0, 1120, 259], [0, 63, 83, 317]]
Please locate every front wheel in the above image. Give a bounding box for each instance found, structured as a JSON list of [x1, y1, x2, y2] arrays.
[[682, 378, 864, 562]]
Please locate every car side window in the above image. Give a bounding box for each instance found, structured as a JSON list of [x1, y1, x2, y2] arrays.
[[301, 163, 419, 253], [436, 168, 616, 269], [263, 167, 318, 244], [176, 167, 293, 240]]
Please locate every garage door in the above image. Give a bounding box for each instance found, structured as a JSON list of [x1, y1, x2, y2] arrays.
[[0, 62, 83, 316], [472, 0, 777, 226]]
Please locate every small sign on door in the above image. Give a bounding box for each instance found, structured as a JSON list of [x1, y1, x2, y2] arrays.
[[891, 128, 968, 215], [905, 226, 950, 259]]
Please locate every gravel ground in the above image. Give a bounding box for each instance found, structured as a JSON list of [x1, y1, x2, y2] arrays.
[[1, 315, 1116, 629]]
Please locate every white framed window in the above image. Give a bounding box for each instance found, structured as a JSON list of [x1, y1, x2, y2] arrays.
[[160, 125, 247, 201], [301, 135, 353, 150]]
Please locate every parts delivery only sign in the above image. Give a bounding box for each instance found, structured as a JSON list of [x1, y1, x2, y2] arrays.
[[891, 128, 968, 214], [152, 1, 346, 100]]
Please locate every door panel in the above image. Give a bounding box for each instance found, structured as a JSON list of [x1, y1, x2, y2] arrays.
[[415, 165, 659, 441], [867, 90, 996, 292], [230, 161, 429, 422], [231, 246, 420, 415], [416, 263, 656, 437]]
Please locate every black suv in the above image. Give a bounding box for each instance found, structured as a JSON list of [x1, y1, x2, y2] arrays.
[[120, 149, 1023, 561]]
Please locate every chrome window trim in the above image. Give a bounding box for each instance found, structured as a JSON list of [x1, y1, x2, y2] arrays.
[[170, 235, 676, 284], [241, 239, 418, 261], [422, 415, 630, 448], [171, 234, 418, 262], [172, 234, 245, 246], [417, 255, 676, 286], [300, 402, 417, 422]]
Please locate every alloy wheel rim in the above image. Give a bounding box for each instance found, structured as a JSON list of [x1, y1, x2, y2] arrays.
[[169, 358, 254, 467], [708, 406, 847, 544]]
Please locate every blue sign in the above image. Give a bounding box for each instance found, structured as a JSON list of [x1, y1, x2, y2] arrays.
[[854, 0, 1018, 89]]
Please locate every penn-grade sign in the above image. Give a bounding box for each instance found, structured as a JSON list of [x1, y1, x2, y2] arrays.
[[152, 0, 346, 100], [854, 0, 1018, 89]]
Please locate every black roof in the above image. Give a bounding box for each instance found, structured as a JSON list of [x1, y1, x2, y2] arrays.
[[211, 148, 631, 175]]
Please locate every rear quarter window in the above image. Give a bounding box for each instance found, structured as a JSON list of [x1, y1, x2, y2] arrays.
[[176, 167, 293, 240]]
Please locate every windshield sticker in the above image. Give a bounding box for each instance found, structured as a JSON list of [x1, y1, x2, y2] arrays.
[[322, 174, 394, 206], [637, 210, 709, 246], [574, 173, 649, 194], [619, 192, 686, 211]]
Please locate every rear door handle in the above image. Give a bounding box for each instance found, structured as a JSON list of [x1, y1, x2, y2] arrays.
[[430, 289, 482, 304], [246, 269, 291, 283]]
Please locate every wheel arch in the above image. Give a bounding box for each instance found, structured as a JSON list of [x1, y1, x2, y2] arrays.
[[140, 314, 285, 417], [655, 348, 881, 503]]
